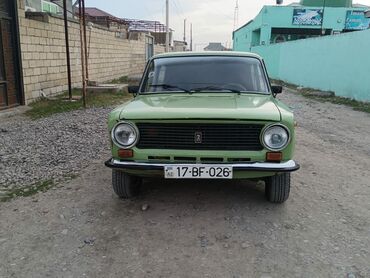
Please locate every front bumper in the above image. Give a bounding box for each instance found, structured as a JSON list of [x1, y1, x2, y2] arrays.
[[105, 159, 300, 172]]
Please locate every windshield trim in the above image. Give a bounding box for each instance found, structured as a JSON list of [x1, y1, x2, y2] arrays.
[[137, 91, 271, 96], [138, 55, 272, 96]]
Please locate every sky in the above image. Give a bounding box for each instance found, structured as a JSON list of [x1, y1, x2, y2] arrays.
[[85, 0, 369, 50]]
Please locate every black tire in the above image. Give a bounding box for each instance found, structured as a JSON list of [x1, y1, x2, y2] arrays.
[[112, 170, 142, 199], [265, 173, 291, 203]]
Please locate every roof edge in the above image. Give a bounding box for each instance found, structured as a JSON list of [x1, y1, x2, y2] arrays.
[[152, 51, 263, 60]]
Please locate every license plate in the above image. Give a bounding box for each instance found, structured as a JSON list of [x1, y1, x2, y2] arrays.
[[164, 165, 233, 179]]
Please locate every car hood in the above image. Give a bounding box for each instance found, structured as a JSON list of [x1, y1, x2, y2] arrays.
[[119, 93, 281, 121]]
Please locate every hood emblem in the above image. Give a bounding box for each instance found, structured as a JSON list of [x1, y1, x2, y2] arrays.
[[194, 131, 202, 144]]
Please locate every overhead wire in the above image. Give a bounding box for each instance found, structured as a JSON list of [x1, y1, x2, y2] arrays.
[[172, 0, 186, 19]]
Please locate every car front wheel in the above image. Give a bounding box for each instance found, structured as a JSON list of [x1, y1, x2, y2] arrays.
[[265, 173, 291, 203], [112, 170, 142, 199]]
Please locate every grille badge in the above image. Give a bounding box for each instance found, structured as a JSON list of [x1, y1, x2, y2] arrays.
[[194, 131, 203, 144]]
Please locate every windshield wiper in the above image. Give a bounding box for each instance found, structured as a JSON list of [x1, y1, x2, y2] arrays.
[[149, 84, 191, 93], [191, 86, 241, 93]]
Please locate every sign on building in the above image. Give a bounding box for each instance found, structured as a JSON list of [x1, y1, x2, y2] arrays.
[[345, 10, 370, 30], [292, 9, 323, 26]]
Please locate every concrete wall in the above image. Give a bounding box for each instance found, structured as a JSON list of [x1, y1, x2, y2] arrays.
[[17, 0, 165, 104], [252, 29, 370, 101]]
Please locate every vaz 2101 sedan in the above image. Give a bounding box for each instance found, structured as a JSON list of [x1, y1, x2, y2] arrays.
[[105, 52, 300, 203]]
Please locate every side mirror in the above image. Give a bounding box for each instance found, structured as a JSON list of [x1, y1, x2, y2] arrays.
[[365, 10, 370, 18], [128, 85, 139, 94], [271, 85, 282, 96]]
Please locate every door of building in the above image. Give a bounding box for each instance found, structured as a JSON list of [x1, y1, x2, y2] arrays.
[[0, 0, 21, 109]]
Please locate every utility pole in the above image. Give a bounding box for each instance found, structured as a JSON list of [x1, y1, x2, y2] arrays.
[[78, 0, 86, 108], [183, 18, 186, 43], [62, 0, 72, 100], [321, 0, 327, 36], [190, 23, 193, 51], [165, 0, 170, 52], [82, 0, 88, 82], [233, 0, 239, 31]]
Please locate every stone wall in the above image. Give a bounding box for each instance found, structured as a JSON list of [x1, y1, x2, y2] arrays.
[[17, 0, 165, 104]]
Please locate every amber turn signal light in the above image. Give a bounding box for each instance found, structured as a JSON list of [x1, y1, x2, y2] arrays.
[[118, 149, 133, 158], [266, 152, 282, 162]]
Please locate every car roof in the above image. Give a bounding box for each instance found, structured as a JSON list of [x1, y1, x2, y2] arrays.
[[152, 51, 263, 60]]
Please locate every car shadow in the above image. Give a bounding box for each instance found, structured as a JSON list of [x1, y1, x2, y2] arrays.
[[142, 178, 265, 199], [112, 178, 275, 212], [90, 167, 288, 222]]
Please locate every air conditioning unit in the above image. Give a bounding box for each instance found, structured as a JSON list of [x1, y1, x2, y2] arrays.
[[25, 6, 37, 12]]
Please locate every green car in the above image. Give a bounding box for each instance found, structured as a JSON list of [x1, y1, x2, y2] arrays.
[[105, 51, 299, 203]]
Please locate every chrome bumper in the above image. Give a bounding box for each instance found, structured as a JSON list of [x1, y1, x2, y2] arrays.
[[105, 159, 300, 172]]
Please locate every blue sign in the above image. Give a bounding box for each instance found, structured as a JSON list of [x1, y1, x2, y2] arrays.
[[345, 10, 370, 30], [293, 9, 323, 26]]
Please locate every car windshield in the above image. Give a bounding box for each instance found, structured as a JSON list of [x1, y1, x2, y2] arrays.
[[140, 56, 270, 94]]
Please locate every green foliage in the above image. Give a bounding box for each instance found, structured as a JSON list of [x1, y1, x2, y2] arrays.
[[272, 79, 370, 114], [109, 76, 129, 84], [26, 89, 131, 119], [304, 94, 370, 114], [0, 174, 79, 202], [0, 180, 54, 202]]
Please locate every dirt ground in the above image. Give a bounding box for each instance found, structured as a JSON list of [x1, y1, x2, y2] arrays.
[[0, 90, 369, 278]]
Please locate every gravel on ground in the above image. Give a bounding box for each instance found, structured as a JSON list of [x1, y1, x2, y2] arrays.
[[0, 89, 369, 277], [0, 108, 111, 190]]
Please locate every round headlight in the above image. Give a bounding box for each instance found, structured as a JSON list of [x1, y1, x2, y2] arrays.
[[112, 122, 139, 148], [262, 124, 290, 151]]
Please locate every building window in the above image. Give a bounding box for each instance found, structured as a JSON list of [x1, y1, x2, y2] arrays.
[[41, 1, 60, 14]]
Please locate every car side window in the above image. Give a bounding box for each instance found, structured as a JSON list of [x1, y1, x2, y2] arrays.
[[157, 66, 166, 86], [256, 63, 268, 92], [143, 61, 155, 92]]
